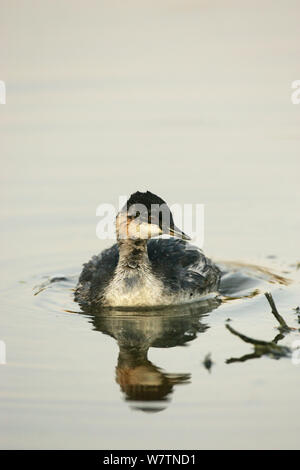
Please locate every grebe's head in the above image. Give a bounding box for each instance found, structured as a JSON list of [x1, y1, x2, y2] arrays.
[[116, 191, 191, 241]]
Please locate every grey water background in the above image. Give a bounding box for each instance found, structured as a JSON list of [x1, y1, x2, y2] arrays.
[[1, 0, 300, 449]]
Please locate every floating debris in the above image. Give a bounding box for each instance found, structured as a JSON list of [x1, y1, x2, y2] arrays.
[[203, 353, 214, 372]]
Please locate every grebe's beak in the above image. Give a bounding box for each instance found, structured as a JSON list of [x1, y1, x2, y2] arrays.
[[168, 226, 191, 241]]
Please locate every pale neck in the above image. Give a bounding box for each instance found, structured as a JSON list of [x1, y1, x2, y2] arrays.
[[117, 238, 149, 269]]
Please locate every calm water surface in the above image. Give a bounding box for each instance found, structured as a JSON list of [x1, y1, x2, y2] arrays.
[[1, 0, 300, 449]]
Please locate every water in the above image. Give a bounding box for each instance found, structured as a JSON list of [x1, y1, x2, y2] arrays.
[[1, 0, 300, 449]]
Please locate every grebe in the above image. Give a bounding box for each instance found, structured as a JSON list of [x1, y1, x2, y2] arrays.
[[75, 191, 221, 309]]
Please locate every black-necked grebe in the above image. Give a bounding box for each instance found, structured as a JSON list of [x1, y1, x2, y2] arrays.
[[75, 191, 221, 309]]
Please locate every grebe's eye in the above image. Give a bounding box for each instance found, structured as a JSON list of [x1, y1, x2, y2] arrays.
[[127, 212, 140, 220]]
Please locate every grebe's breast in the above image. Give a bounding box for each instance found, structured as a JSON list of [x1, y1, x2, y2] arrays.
[[102, 262, 166, 308]]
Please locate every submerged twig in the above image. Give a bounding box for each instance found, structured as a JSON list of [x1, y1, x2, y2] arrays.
[[264, 292, 294, 332], [225, 323, 290, 364], [226, 324, 270, 347], [226, 352, 263, 364], [225, 292, 297, 364]]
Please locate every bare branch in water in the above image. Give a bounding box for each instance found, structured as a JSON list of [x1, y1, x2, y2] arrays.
[[225, 293, 297, 364], [226, 352, 263, 364], [226, 324, 270, 346], [264, 292, 293, 331], [225, 323, 290, 364]]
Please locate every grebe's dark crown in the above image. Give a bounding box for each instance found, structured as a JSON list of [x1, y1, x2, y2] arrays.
[[121, 191, 191, 241], [124, 191, 168, 211]]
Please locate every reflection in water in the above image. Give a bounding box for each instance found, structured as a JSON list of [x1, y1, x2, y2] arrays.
[[225, 323, 291, 364], [225, 292, 298, 364], [85, 298, 221, 412]]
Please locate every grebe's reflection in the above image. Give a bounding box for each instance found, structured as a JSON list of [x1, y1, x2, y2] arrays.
[[85, 298, 221, 412]]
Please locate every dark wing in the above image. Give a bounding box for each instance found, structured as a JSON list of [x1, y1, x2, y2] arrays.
[[74, 244, 119, 309], [147, 238, 221, 295]]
